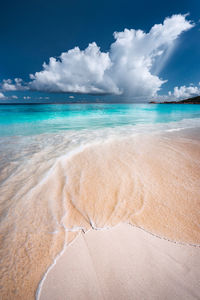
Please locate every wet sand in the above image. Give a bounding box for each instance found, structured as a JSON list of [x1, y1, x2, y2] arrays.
[[0, 129, 200, 299], [39, 223, 200, 300]]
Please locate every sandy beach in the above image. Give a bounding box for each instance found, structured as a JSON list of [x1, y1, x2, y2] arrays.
[[1, 3, 200, 299], [39, 224, 200, 300], [1, 128, 200, 299], [39, 129, 200, 300]]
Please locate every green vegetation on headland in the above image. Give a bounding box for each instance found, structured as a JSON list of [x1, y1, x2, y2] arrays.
[[150, 95, 200, 104]]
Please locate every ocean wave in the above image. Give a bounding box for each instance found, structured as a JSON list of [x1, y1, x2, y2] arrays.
[[0, 123, 200, 299]]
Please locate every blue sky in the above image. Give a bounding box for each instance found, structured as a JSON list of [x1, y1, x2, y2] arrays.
[[0, 0, 200, 102]]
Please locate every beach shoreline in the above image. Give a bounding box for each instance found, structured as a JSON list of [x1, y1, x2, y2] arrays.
[[38, 127, 200, 300], [0, 126, 200, 299]]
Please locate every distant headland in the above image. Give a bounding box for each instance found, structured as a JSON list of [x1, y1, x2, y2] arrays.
[[150, 95, 200, 104]]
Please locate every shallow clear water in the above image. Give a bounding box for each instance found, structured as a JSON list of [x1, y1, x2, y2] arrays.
[[1, 103, 200, 299], [0, 103, 200, 136]]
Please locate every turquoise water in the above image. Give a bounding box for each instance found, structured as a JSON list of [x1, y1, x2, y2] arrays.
[[0, 103, 200, 136]]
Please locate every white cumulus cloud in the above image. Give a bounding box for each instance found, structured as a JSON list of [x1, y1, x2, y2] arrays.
[[0, 92, 6, 99], [169, 83, 200, 99], [29, 14, 194, 97], [1, 78, 28, 91], [30, 43, 120, 94], [109, 14, 194, 96], [0, 14, 194, 99]]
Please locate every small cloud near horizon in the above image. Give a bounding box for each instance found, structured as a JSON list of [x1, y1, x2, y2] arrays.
[[0, 92, 6, 100], [1, 78, 28, 92], [169, 83, 200, 99]]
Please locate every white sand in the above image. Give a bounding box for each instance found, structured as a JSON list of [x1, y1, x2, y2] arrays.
[[39, 224, 200, 300]]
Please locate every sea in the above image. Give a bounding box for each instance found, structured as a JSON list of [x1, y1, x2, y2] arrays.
[[0, 103, 200, 299]]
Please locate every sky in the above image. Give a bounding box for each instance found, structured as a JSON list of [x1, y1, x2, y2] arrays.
[[0, 0, 200, 103]]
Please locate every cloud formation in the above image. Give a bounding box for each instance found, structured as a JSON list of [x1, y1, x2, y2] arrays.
[[11, 95, 18, 99], [30, 43, 120, 94], [0, 92, 6, 99], [29, 14, 193, 97], [0, 14, 194, 99], [169, 83, 200, 99], [1, 78, 28, 92]]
